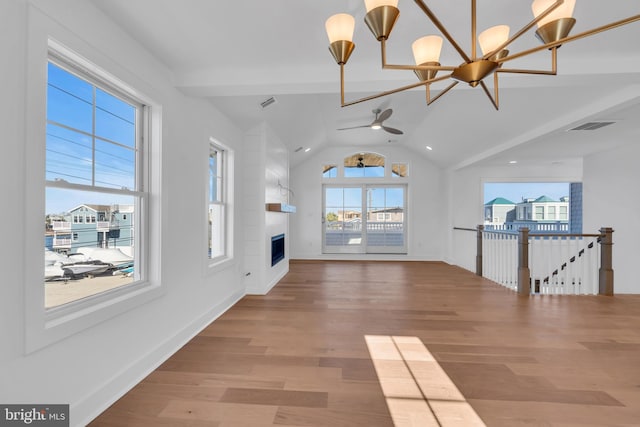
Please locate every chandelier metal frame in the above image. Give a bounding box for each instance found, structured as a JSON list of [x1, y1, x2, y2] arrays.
[[327, 0, 640, 110]]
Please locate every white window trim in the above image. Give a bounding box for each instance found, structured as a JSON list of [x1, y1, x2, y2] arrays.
[[205, 138, 234, 274], [24, 33, 163, 353]]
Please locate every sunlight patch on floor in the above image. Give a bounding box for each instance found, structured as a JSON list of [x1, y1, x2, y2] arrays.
[[365, 335, 486, 427]]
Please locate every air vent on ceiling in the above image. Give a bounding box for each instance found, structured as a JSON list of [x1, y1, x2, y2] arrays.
[[260, 96, 277, 109], [569, 121, 616, 131]]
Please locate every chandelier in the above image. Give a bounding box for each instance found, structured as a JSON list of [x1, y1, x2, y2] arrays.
[[325, 0, 640, 109]]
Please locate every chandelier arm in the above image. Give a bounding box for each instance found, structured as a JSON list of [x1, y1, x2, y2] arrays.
[[482, 0, 564, 61], [384, 64, 457, 72], [427, 81, 459, 106], [494, 72, 500, 110], [380, 39, 456, 72], [340, 74, 452, 108], [496, 47, 558, 76], [340, 64, 345, 106], [471, 0, 477, 60], [497, 14, 640, 65], [413, 0, 472, 63], [479, 81, 499, 111]]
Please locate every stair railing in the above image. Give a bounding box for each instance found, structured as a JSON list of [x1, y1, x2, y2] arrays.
[[453, 226, 614, 295]]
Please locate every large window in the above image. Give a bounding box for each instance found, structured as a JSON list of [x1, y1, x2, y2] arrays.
[[45, 57, 145, 308], [483, 182, 582, 233]]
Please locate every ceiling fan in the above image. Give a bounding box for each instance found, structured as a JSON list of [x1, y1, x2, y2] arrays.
[[337, 108, 403, 135]]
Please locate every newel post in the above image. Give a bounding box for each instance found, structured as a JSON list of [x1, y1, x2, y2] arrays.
[[517, 227, 531, 295], [599, 227, 614, 296], [476, 224, 484, 276]]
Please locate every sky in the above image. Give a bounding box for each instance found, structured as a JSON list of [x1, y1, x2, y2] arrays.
[[46, 62, 136, 214], [484, 182, 570, 204]]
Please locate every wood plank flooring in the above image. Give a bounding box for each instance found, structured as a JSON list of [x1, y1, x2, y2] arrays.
[[90, 261, 640, 426]]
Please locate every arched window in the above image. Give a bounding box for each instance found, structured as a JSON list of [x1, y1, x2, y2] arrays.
[[344, 152, 385, 178]]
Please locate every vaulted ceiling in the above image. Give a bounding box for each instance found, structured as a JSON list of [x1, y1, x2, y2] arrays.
[[89, 0, 640, 169]]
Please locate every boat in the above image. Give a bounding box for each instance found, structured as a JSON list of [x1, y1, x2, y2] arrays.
[[113, 264, 134, 277], [45, 248, 68, 281], [61, 260, 113, 278], [44, 247, 115, 279], [75, 247, 133, 265], [44, 262, 66, 281]]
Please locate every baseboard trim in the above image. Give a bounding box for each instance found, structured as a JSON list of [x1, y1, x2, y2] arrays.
[[74, 289, 244, 427]]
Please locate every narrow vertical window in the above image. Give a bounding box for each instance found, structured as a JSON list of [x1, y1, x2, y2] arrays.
[[208, 143, 225, 261], [559, 206, 568, 220]]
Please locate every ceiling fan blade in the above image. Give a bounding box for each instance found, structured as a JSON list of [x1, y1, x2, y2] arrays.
[[377, 108, 393, 122], [383, 126, 403, 135], [337, 125, 371, 131]]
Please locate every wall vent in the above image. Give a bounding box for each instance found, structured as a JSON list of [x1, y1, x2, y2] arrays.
[[260, 96, 277, 109], [569, 121, 616, 131]]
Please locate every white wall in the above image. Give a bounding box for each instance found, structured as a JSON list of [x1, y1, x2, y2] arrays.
[[243, 123, 290, 294], [583, 141, 640, 294], [0, 1, 247, 425], [446, 161, 583, 272], [290, 144, 445, 260]]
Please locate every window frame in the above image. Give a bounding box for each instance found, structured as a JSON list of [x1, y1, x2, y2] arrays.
[[24, 35, 163, 353], [535, 206, 544, 220], [559, 205, 568, 220], [205, 138, 234, 272], [45, 53, 146, 297]]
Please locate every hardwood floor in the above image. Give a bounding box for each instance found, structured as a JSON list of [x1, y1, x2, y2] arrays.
[[90, 261, 640, 426]]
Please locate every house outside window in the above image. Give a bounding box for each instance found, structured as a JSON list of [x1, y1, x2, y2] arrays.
[[483, 183, 579, 234]]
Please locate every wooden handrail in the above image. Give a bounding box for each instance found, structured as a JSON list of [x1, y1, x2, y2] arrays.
[[452, 227, 477, 232], [453, 226, 483, 276]]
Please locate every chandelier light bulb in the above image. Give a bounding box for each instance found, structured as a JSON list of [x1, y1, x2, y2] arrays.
[[478, 25, 510, 56], [412, 35, 443, 64], [325, 13, 355, 43], [532, 0, 576, 27], [364, 0, 398, 13]]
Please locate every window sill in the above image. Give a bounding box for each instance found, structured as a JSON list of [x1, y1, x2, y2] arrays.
[[206, 256, 235, 276]]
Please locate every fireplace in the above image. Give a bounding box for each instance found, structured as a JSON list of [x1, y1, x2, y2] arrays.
[[271, 234, 285, 267]]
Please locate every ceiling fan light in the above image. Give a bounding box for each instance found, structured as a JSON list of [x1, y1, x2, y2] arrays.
[[412, 35, 443, 64], [532, 0, 576, 28], [325, 13, 355, 43], [365, 0, 398, 13], [478, 25, 510, 56], [371, 124, 382, 130]]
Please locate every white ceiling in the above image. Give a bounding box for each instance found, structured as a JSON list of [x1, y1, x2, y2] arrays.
[[89, 0, 640, 169]]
